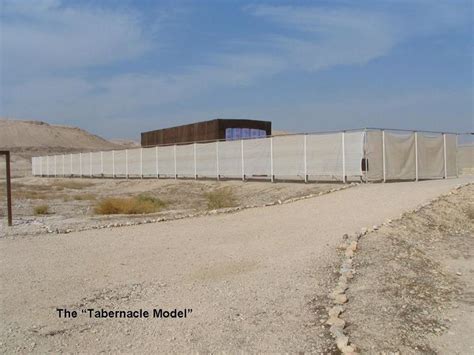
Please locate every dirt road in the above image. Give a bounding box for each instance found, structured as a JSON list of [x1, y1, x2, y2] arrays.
[[0, 178, 470, 353]]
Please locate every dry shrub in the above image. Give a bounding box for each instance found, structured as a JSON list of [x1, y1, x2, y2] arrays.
[[94, 194, 166, 215], [467, 205, 474, 220], [34, 205, 50, 215], [73, 193, 97, 201], [205, 187, 236, 210]]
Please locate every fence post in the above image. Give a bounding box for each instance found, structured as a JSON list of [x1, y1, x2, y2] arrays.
[[194, 143, 197, 180], [125, 149, 129, 179], [70, 154, 73, 176], [90, 152, 92, 178], [270, 137, 274, 182], [112, 150, 115, 178], [414, 132, 418, 181], [79, 153, 82, 177], [455, 134, 459, 177], [140, 148, 143, 179], [342, 131, 346, 183], [443, 133, 447, 179], [54, 155, 57, 177], [62, 154, 65, 176], [155, 146, 159, 179], [304, 134, 308, 183], [216, 141, 220, 180], [100, 151, 104, 177], [382, 130, 386, 183], [241, 139, 245, 181], [174, 145, 177, 179]]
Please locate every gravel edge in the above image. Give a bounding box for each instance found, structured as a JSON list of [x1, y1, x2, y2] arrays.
[[325, 181, 472, 354]]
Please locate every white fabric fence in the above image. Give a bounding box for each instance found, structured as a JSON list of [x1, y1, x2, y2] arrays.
[[32, 131, 364, 182], [31, 130, 458, 182]]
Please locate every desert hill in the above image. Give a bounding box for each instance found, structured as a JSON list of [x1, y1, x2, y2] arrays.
[[0, 119, 128, 177]]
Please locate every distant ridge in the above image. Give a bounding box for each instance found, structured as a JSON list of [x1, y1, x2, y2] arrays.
[[0, 118, 128, 177]]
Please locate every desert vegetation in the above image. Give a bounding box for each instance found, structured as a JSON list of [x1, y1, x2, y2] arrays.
[[205, 187, 237, 209], [94, 194, 167, 215]]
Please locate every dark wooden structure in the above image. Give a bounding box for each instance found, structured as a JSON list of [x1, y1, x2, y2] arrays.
[[0, 151, 12, 226], [141, 119, 272, 146]]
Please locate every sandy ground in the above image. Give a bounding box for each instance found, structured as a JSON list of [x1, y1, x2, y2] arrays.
[[0, 177, 471, 353], [345, 183, 473, 354], [0, 177, 344, 237]]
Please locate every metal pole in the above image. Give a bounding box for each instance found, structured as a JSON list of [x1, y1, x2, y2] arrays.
[[155, 146, 159, 179], [125, 149, 129, 179], [46, 155, 49, 177], [5, 152, 13, 226], [443, 133, 447, 179], [304, 134, 308, 183], [342, 131, 346, 183], [414, 132, 418, 181], [174, 145, 177, 179], [194, 143, 197, 180], [270, 137, 274, 182], [241, 139, 245, 181], [62, 154, 65, 177], [70, 154, 72, 176], [54, 155, 57, 177], [90, 152, 92, 178], [100, 151, 103, 176], [140, 148, 143, 179], [455, 134, 459, 177], [112, 150, 115, 178], [79, 153, 82, 177], [216, 141, 220, 180], [382, 130, 386, 183]]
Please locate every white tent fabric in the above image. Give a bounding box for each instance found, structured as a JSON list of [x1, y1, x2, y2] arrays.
[[157, 145, 175, 177], [306, 133, 343, 180], [418, 133, 444, 179], [175, 144, 194, 177], [218, 140, 242, 178], [196, 142, 217, 177], [142, 147, 157, 177], [32, 130, 459, 182], [273, 135, 305, 179], [102, 151, 114, 176], [385, 131, 416, 180]]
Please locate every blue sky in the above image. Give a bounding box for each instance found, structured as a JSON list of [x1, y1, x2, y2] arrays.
[[0, 0, 472, 139]]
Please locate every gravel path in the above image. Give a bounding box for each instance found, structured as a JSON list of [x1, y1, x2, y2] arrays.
[[0, 177, 471, 353]]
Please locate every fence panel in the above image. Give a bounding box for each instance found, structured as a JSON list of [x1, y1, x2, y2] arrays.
[[142, 147, 157, 177], [218, 140, 242, 178], [113, 150, 126, 177], [176, 144, 194, 177], [385, 131, 416, 180], [127, 149, 141, 177], [91, 152, 102, 176], [272, 135, 305, 179], [344, 131, 364, 177], [157, 145, 175, 177], [445, 134, 457, 177], [196, 142, 217, 177], [306, 133, 343, 180], [418, 133, 444, 179], [71, 154, 80, 176], [244, 137, 271, 178]]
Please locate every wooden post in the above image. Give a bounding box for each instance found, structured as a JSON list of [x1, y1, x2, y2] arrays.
[[1, 151, 13, 226]]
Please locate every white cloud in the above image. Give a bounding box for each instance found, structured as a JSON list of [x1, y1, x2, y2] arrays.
[[1, 0, 152, 83], [0, 1, 471, 137]]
